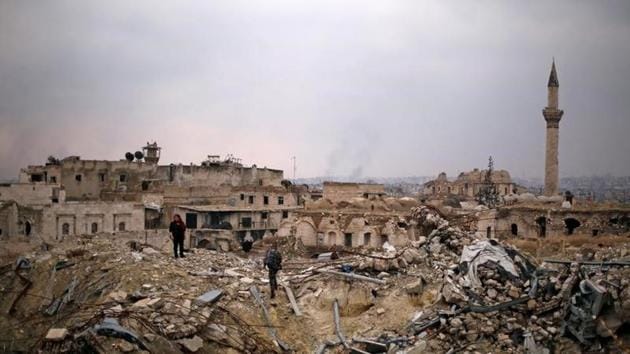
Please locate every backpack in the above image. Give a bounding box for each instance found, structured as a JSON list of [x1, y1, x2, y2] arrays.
[[266, 249, 282, 270]]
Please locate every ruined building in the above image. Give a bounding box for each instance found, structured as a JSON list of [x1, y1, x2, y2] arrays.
[[1, 142, 300, 243], [422, 169, 515, 199], [276, 182, 420, 248]]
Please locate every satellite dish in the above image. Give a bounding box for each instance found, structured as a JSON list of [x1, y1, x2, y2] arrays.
[[125, 152, 134, 162], [134, 151, 144, 160]]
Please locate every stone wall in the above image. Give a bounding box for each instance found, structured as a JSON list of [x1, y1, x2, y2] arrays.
[[0, 183, 58, 205], [322, 182, 386, 203], [277, 214, 415, 249], [477, 207, 630, 239], [0, 202, 19, 238], [40, 202, 145, 241]]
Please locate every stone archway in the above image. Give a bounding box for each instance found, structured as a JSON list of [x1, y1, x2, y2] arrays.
[[564, 218, 581, 235]]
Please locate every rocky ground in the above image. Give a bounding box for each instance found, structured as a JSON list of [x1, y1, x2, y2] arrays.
[[1, 208, 629, 353]]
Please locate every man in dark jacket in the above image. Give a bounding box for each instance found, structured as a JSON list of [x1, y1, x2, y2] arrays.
[[169, 214, 186, 258], [264, 242, 282, 298]]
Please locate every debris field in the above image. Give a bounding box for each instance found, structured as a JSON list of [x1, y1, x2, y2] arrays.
[[1, 206, 630, 353]]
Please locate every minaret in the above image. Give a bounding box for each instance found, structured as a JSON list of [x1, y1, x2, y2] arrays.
[[542, 60, 564, 196]]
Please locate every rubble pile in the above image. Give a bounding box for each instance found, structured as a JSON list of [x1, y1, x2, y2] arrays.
[[411, 205, 479, 264], [1, 209, 630, 353], [0, 237, 280, 353], [406, 238, 630, 353]]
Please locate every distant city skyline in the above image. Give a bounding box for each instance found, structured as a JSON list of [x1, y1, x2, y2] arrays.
[[1, 1, 630, 180]]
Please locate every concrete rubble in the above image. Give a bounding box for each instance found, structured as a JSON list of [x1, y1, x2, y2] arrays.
[[1, 205, 629, 353]]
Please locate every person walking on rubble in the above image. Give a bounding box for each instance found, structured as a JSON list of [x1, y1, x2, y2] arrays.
[[264, 242, 282, 298], [169, 214, 186, 258]]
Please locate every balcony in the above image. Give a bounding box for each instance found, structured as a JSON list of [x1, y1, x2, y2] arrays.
[[236, 220, 277, 230]]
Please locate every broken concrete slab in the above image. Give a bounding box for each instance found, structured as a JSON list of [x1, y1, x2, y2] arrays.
[[194, 289, 223, 306], [283, 285, 302, 316], [177, 335, 203, 352]]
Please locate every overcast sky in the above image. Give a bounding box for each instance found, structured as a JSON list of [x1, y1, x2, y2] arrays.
[[1, 1, 629, 180]]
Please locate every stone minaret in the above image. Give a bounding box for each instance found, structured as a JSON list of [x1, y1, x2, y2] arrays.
[[542, 60, 564, 196]]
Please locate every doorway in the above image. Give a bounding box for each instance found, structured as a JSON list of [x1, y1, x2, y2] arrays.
[[564, 218, 581, 235], [536, 217, 547, 237], [344, 233, 353, 247]]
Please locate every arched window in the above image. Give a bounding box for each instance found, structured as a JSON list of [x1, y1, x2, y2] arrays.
[[486, 226, 492, 238], [511, 224, 518, 236], [62, 223, 70, 235], [24, 221, 32, 236], [91, 222, 98, 234], [118, 222, 126, 232]]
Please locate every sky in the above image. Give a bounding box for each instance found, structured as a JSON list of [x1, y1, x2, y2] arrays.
[[1, 1, 629, 181]]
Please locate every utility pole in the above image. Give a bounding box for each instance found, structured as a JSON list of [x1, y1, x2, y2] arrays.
[[291, 156, 296, 181]]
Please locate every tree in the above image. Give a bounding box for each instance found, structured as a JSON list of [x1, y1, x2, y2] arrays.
[[476, 156, 501, 208]]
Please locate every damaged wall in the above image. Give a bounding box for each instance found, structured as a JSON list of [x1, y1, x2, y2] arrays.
[[322, 182, 386, 203], [0, 183, 60, 205], [477, 207, 630, 238], [278, 213, 415, 248], [39, 202, 145, 240]]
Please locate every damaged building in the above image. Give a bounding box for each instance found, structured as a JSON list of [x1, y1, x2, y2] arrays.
[[423, 168, 518, 200], [477, 204, 630, 239], [1, 142, 300, 245], [275, 182, 421, 248]]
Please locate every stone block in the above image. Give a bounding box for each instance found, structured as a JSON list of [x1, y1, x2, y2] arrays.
[[45, 328, 68, 341]]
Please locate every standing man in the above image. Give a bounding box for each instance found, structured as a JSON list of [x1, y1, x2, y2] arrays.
[[169, 214, 186, 258], [264, 242, 282, 298]]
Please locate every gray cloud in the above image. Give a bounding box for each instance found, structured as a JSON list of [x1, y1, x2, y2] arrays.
[[1, 1, 629, 180]]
